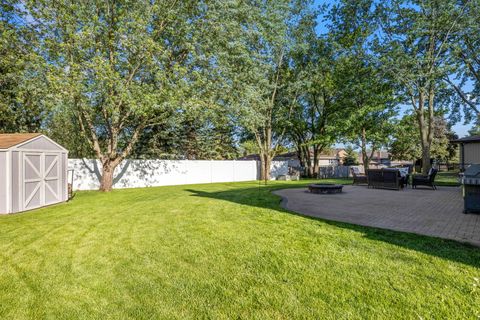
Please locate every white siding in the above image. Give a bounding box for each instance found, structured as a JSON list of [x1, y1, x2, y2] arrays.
[[17, 136, 65, 151], [0, 152, 8, 213], [464, 143, 480, 165]]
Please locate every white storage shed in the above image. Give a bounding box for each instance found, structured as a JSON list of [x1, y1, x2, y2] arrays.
[[0, 133, 68, 214]]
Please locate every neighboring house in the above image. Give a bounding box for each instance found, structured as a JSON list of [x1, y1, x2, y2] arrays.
[[451, 135, 480, 170], [358, 150, 391, 167], [274, 150, 345, 166]]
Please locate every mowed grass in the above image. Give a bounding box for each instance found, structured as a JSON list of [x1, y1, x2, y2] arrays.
[[0, 180, 479, 319], [435, 170, 461, 186]]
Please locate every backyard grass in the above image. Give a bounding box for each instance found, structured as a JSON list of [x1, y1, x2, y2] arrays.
[[0, 180, 479, 319], [435, 170, 461, 186]]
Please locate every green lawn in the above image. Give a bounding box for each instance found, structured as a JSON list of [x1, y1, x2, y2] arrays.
[[435, 171, 461, 186], [0, 180, 479, 319]]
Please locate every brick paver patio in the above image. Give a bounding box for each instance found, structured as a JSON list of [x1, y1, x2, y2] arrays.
[[274, 186, 480, 247]]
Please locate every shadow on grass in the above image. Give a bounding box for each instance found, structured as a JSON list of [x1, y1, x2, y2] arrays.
[[186, 184, 480, 268]]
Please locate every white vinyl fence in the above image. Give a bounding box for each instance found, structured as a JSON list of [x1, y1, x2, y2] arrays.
[[68, 159, 291, 191]]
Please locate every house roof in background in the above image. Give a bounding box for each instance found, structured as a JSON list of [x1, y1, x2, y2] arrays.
[[0, 133, 43, 149], [359, 150, 390, 160], [451, 135, 480, 143]]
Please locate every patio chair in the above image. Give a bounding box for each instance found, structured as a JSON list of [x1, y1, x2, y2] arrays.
[[412, 168, 438, 190], [397, 167, 410, 188], [351, 167, 368, 185]]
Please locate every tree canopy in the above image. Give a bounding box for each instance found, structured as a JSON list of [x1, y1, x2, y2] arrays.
[[0, 0, 474, 189]]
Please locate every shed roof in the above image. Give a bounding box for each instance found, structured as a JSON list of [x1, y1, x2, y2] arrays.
[[451, 135, 480, 144], [0, 133, 43, 149]]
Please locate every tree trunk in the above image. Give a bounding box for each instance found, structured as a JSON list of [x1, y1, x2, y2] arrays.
[[100, 161, 116, 192], [425, 86, 435, 174], [361, 127, 370, 171], [419, 124, 431, 175], [312, 145, 318, 178], [303, 145, 313, 178], [421, 145, 431, 175], [417, 108, 432, 175], [362, 151, 369, 171], [296, 147, 304, 170], [259, 152, 271, 182]]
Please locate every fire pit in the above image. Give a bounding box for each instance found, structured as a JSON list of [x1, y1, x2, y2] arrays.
[[308, 184, 343, 194]]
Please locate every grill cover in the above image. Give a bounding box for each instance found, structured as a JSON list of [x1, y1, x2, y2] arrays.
[[463, 164, 480, 185]]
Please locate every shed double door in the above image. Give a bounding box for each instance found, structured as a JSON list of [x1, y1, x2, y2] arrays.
[[23, 152, 61, 211]]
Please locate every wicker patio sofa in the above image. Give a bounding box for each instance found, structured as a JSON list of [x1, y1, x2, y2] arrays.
[[367, 168, 402, 190]]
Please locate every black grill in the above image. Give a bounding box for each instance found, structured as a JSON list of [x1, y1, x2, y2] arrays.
[[462, 164, 480, 214]]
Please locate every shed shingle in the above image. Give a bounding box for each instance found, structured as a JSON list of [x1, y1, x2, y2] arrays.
[[0, 133, 43, 149]]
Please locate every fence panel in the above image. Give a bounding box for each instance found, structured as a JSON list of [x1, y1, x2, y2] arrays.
[[68, 159, 288, 191], [318, 165, 351, 179]]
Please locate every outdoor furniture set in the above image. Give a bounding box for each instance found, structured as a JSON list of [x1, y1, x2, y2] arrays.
[[350, 166, 437, 190]]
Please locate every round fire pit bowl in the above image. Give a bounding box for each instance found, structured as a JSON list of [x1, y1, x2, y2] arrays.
[[308, 184, 343, 194]]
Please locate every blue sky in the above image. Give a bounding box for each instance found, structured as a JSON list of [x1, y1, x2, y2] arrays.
[[313, 0, 472, 138]]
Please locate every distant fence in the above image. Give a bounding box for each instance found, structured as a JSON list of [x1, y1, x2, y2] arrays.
[[318, 165, 351, 179], [68, 159, 291, 191], [318, 165, 388, 178], [436, 163, 461, 172]]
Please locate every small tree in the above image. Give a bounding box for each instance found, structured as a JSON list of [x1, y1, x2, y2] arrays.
[[389, 114, 457, 164], [343, 146, 359, 166]]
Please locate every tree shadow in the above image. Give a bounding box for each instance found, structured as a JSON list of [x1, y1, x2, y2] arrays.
[[74, 159, 184, 189], [186, 184, 480, 268]]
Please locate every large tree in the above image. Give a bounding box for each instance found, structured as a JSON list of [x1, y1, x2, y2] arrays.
[[0, 1, 48, 133], [219, 0, 312, 181], [335, 56, 396, 170], [326, 0, 396, 170], [26, 0, 232, 191], [447, 0, 480, 120], [286, 36, 340, 177], [377, 0, 468, 174]]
